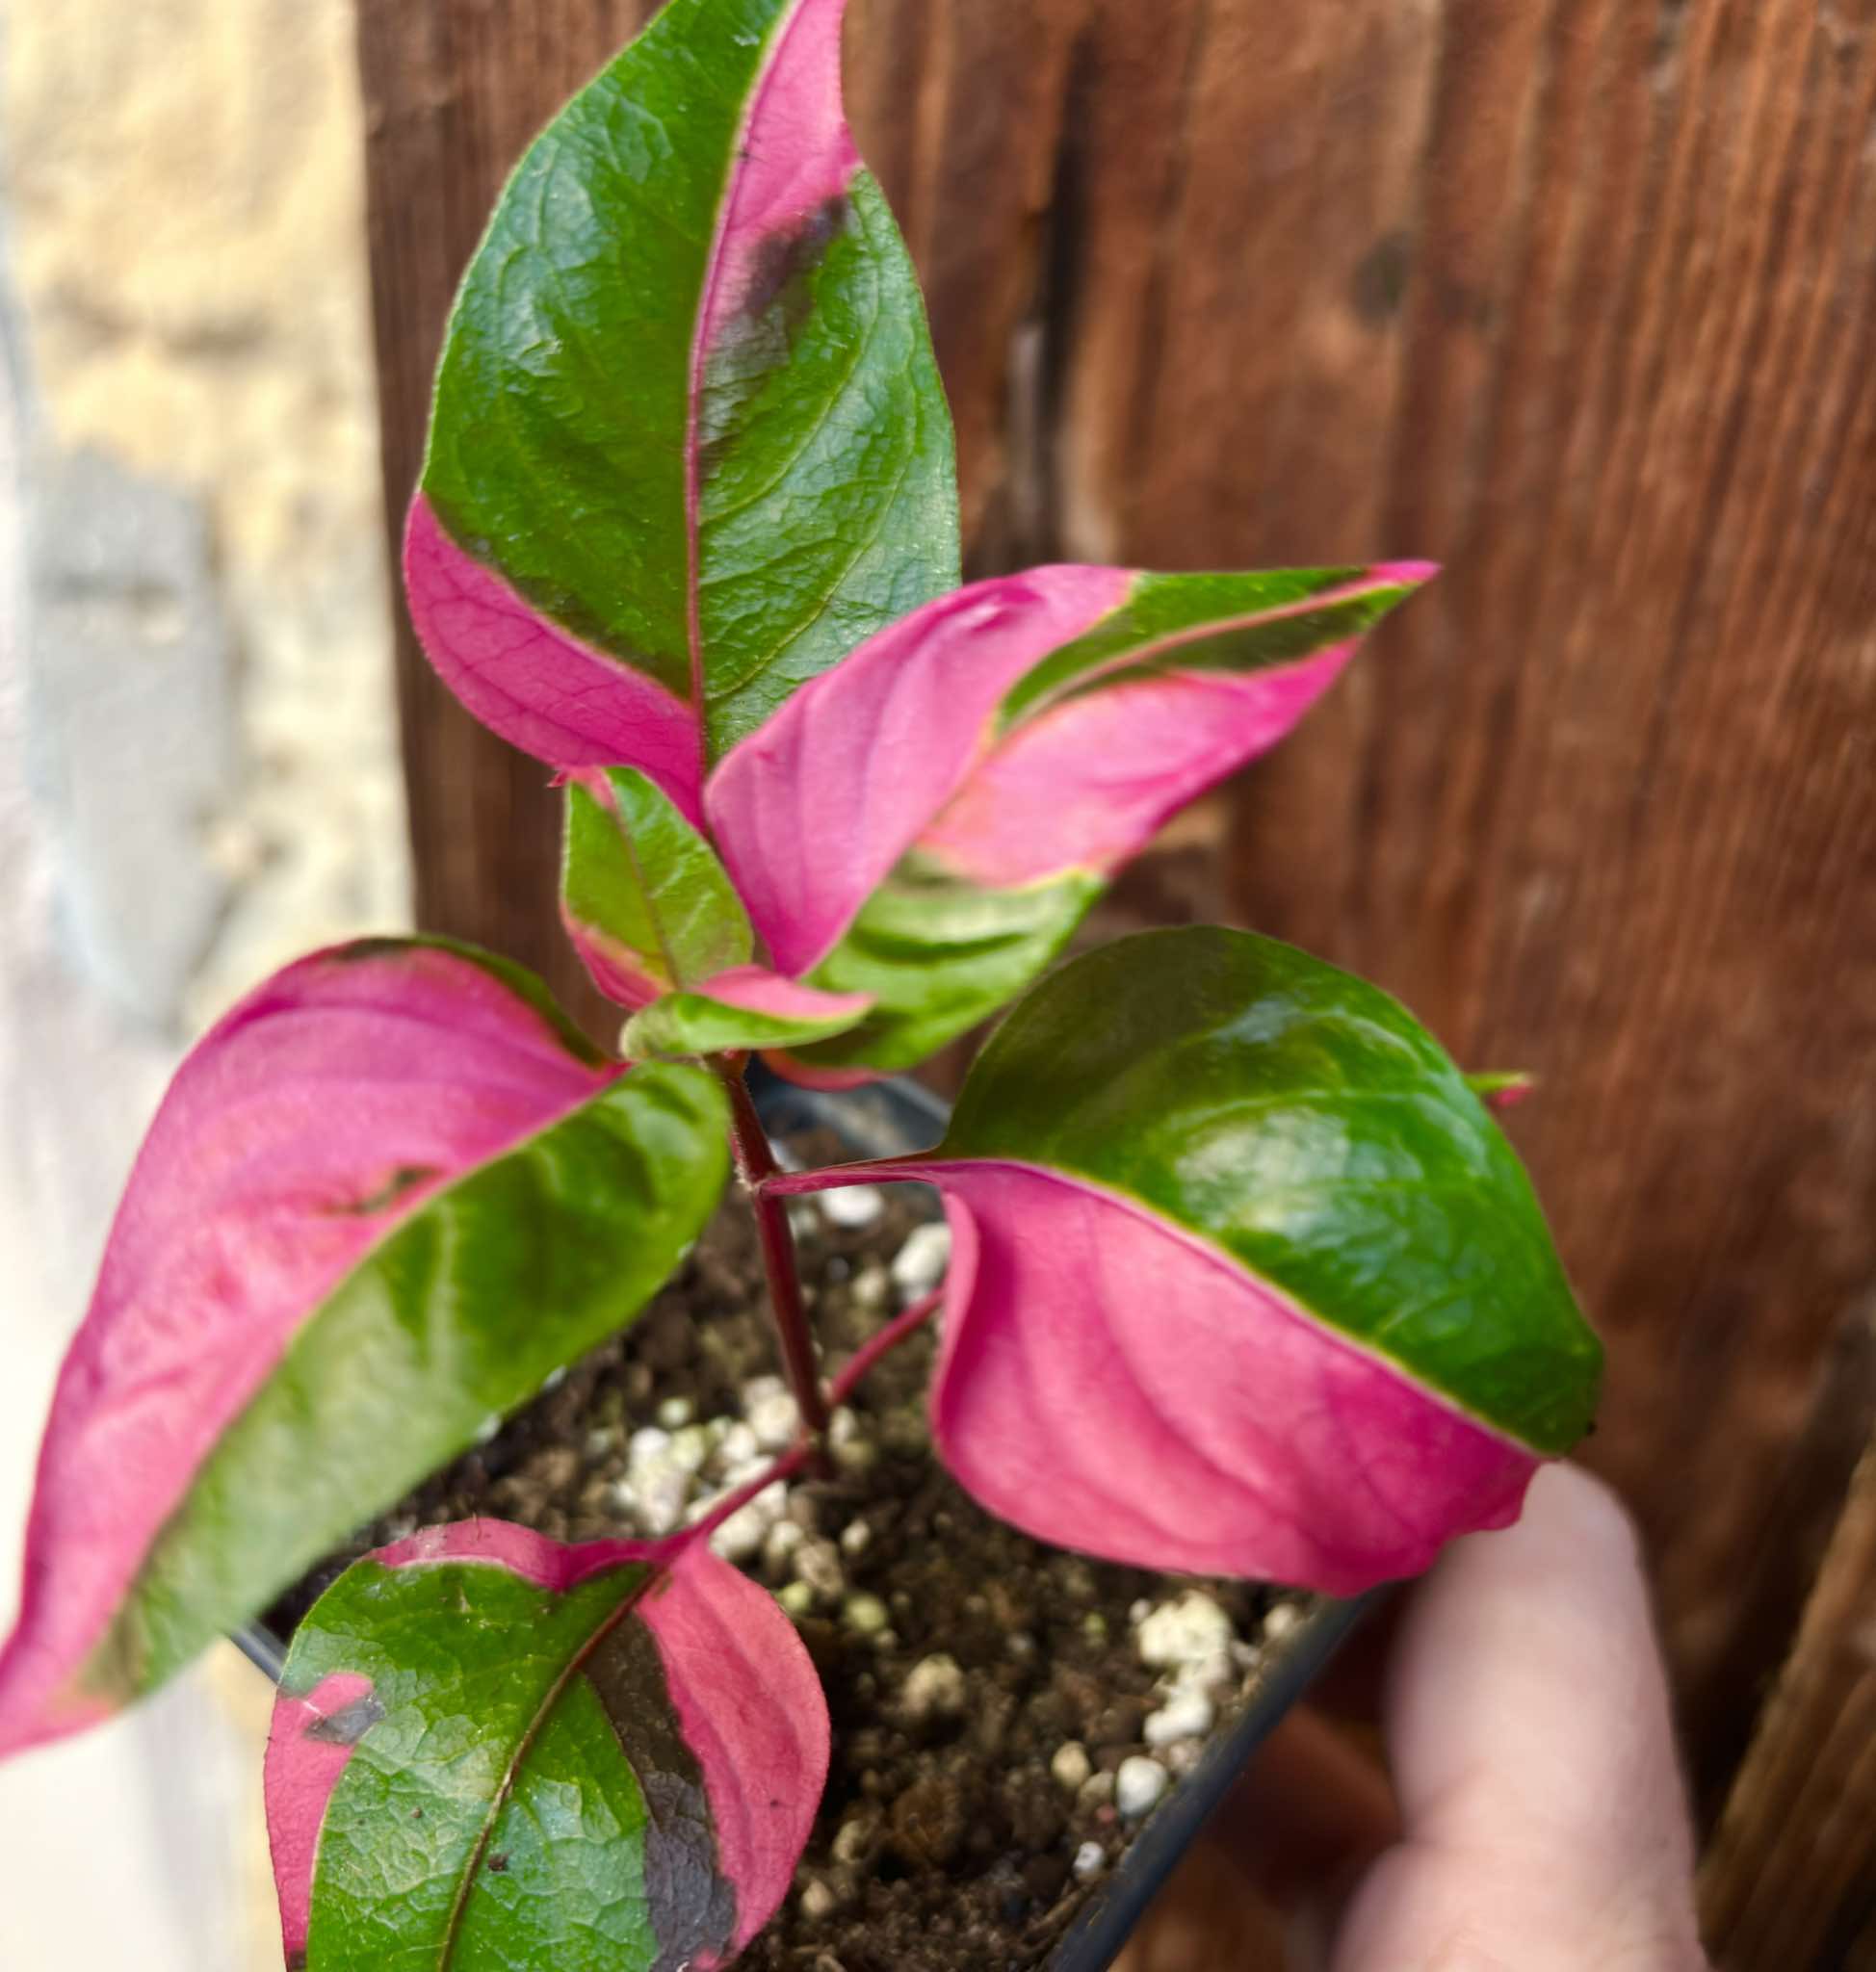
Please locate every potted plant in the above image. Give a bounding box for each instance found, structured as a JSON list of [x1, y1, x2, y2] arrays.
[[0, 1, 1602, 1967]]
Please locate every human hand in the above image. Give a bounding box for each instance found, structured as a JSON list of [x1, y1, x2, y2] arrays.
[[1327, 1462, 1709, 1970], [1119, 1465, 1711, 1970]]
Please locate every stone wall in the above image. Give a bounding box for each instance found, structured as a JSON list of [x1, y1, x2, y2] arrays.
[[1, 5, 400, 1965], [6, 0, 405, 1029]]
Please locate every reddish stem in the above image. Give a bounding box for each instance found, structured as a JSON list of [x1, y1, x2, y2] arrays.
[[829, 1290, 942, 1409], [684, 1440, 816, 1547], [681, 1290, 943, 1550], [719, 1064, 830, 1438]]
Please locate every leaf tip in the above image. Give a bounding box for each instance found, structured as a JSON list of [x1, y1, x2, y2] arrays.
[[1468, 1069, 1539, 1113]]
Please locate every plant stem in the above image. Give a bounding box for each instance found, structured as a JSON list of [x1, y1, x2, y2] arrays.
[[828, 1289, 942, 1409], [681, 1290, 942, 1553], [719, 1064, 830, 1438], [684, 1440, 815, 1547]]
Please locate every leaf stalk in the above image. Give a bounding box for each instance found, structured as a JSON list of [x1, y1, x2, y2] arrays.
[[681, 1288, 944, 1551], [719, 1064, 831, 1440]]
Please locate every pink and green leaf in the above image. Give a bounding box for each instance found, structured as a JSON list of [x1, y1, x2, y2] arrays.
[[622, 967, 873, 1061], [0, 941, 728, 1756], [766, 856, 1103, 1078], [1468, 1069, 1538, 1112], [562, 766, 754, 1009], [408, 0, 958, 801], [771, 928, 1600, 1594], [708, 562, 1432, 1075], [268, 1520, 826, 1971]]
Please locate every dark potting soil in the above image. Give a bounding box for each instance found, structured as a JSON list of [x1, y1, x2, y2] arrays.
[[266, 1137, 1298, 1972]]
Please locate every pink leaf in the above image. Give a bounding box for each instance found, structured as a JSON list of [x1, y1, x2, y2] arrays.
[[760, 1053, 884, 1092], [706, 569, 1131, 975], [0, 942, 628, 1756], [561, 914, 667, 1012], [691, 966, 873, 1025], [914, 653, 1351, 889], [693, 0, 857, 364], [778, 1162, 1536, 1595], [706, 564, 1428, 979], [934, 1169, 1535, 1591], [404, 496, 705, 821], [636, 1535, 828, 1952], [267, 1673, 379, 1965]]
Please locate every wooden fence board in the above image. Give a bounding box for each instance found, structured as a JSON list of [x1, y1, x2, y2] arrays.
[[356, 0, 660, 1032], [1703, 1409, 1876, 1966], [357, 0, 1876, 1829]]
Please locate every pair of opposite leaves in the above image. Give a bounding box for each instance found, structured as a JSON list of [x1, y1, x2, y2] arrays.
[[6, 927, 1596, 1968], [0, 0, 1601, 1962], [407, 0, 1432, 1079]]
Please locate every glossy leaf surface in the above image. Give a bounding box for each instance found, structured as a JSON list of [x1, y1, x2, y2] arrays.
[[623, 967, 873, 1060], [710, 563, 1430, 1075], [407, 0, 958, 808], [268, 1520, 826, 1971], [0, 942, 728, 1755], [768, 858, 1102, 1078], [562, 766, 754, 1009], [772, 929, 1600, 1592]]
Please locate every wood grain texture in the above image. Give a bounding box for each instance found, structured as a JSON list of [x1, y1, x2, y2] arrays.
[[1702, 1420, 1876, 1967], [357, 0, 1876, 1832], [1697, 1294, 1876, 1818], [850, 0, 1876, 1816], [356, 0, 660, 1033]]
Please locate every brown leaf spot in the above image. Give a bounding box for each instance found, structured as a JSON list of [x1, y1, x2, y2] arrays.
[[739, 195, 850, 325], [331, 1164, 442, 1216], [305, 1694, 385, 1747], [326, 936, 418, 966]]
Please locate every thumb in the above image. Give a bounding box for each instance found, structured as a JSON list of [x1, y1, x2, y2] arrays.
[[1332, 1464, 1708, 1972]]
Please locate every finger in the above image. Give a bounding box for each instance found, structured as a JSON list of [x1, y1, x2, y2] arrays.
[[1332, 1464, 1708, 1972]]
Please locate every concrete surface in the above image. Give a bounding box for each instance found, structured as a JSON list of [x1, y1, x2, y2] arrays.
[[0, 229, 273, 1972], [1, 1, 407, 1962], [4, 0, 406, 1028]]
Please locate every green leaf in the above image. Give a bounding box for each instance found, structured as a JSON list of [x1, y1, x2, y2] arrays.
[[623, 969, 873, 1060], [269, 1526, 827, 1971], [561, 767, 754, 1007], [96, 1057, 727, 1705], [786, 858, 1102, 1075], [939, 928, 1601, 1451], [413, 0, 959, 782], [989, 568, 1403, 726]]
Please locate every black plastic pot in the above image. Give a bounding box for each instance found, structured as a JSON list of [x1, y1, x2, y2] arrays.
[[236, 1070, 1365, 1972]]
